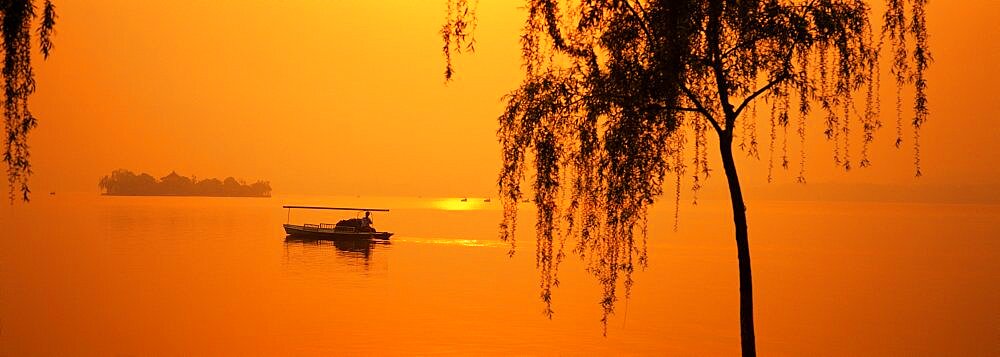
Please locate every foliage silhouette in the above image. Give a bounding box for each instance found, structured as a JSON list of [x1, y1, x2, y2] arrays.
[[443, 0, 930, 355], [98, 169, 271, 197], [2, 0, 56, 203]]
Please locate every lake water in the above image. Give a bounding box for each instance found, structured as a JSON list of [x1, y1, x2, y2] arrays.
[[1, 194, 997, 355]]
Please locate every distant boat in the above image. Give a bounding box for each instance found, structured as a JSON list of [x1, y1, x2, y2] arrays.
[[484, 198, 491, 202], [460, 198, 468, 202], [282, 205, 393, 240], [49, 192, 55, 195]]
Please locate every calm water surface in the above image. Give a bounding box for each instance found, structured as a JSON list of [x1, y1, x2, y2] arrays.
[[1, 194, 997, 355]]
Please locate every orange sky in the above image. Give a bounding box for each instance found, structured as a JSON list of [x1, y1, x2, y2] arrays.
[[8, 0, 1000, 201]]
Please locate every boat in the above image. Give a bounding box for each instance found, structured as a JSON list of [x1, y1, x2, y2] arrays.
[[282, 205, 393, 240]]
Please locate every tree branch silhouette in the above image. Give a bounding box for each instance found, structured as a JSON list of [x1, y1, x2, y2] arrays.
[[443, 1, 931, 355], [2, 0, 57, 203]]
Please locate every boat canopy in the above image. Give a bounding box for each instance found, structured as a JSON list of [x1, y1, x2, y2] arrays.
[[282, 205, 390, 212]]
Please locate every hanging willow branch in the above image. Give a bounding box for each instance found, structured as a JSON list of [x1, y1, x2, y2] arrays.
[[445, 0, 930, 332], [441, 0, 477, 81], [2, 0, 56, 203]]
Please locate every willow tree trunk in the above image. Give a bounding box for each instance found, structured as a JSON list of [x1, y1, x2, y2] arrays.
[[719, 131, 757, 357]]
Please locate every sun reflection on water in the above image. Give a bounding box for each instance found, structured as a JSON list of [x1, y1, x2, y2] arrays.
[[431, 198, 494, 211], [394, 236, 507, 248]]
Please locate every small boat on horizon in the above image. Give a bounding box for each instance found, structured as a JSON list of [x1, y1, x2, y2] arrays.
[[282, 205, 393, 240]]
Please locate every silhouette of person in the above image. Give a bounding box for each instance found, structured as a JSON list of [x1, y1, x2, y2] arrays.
[[362, 211, 373, 231]]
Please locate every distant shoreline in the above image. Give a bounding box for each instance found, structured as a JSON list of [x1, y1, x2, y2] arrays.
[[100, 193, 270, 198], [98, 169, 272, 198]]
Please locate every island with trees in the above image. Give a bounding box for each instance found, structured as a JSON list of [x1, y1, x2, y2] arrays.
[[98, 169, 271, 197]]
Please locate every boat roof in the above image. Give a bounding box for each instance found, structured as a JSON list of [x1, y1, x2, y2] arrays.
[[282, 205, 389, 212]]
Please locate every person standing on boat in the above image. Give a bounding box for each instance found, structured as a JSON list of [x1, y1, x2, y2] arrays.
[[361, 211, 374, 232]]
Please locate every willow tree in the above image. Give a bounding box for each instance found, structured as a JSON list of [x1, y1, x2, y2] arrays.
[[443, 0, 929, 355], [2, 0, 56, 202]]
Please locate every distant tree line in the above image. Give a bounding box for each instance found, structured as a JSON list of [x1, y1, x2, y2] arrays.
[[98, 169, 271, 197]]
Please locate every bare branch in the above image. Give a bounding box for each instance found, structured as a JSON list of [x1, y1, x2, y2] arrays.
[[733, 74, 788, 119], [681, 84, 723, 134]]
